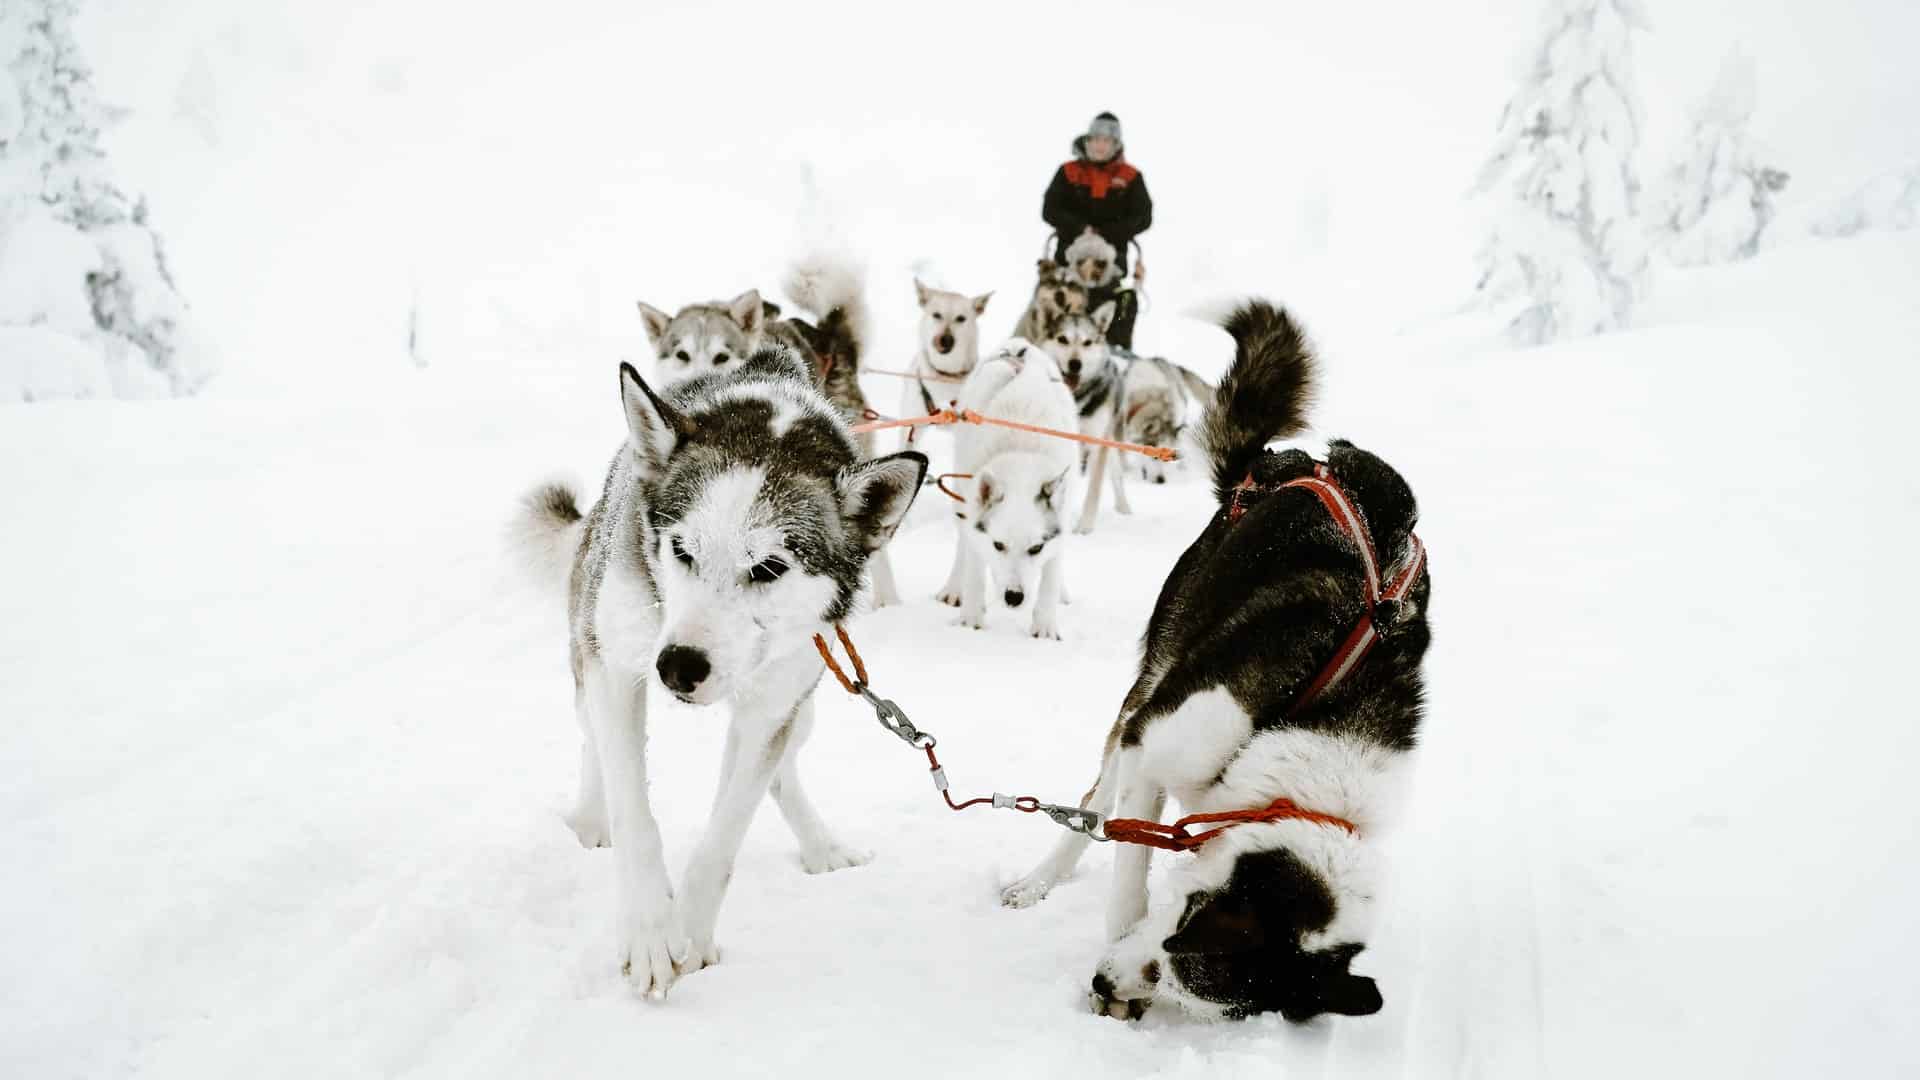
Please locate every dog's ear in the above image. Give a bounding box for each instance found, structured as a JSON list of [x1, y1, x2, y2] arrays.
[[1091, 300, 1118, 335], [1038, 465, 1071, 510], [1173, 363, 1214, 406], [637, 302, 672, 347], [727, 290, 764, 336], [1163, 891, 1268, 956], [914, 278, 933, 308], [1314, 973, 1384, 1017], [619, 362, 691, 471], [973, 466, 1000, 512], [971, 291, 993, 316], [837, 452, 928, 551]]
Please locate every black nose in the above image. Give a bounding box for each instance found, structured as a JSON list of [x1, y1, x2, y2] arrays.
[[1068, 359, 1082, 373], [1154, 475, 1167, 484], [936, 334, 954, 353], [656, 645, 710, 695], [1004, 589, 1025, 608]]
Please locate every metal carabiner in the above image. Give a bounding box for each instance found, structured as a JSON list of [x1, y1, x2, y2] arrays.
[[856, 685, 933, 749], [1034, 801, 1109, 840]]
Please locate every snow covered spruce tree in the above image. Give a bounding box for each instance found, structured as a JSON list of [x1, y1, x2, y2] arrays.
[[0, 0, 211, 400], [1656, 50, 1789, 265], [1473, 0, 1650, 345]]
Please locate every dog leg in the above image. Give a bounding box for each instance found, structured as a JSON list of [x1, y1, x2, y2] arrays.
[[1109, 444, 1133, 516], [582, 660, 682, 998], [1030, 555, 1064, 640], [936, 503, 967, 607], [1076, 445, 1111, 535], [564, 710, 610, 848], [955, 536, 987, 630], [1091, 748, 1166, 1019], [768, 697, 872, 874], [1000, 747, 1117, 908], [675, 657, 819, 973], [870, 548, 903, 608]]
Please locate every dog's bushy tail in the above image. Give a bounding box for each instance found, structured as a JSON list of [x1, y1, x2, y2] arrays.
[[1201, 300, 1317, 504], [510, 480, 586, 591], [784, 254, 868, 360]]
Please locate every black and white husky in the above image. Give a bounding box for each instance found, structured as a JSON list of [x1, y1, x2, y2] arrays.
[[1000, 301, 1432, 1024], [514, 349, 927, 998]]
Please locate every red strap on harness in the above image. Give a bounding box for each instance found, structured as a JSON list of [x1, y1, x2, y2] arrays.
[[1104, 797, 1358, 851]]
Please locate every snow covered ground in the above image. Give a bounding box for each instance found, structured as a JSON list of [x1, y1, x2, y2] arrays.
[[7, 1, 1920, 1076]]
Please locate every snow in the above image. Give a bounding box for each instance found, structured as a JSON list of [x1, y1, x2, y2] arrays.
[[6, 1, 1920, 1076]]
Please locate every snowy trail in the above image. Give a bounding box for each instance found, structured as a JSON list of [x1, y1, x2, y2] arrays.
[[5, 237, 1920, 1078]]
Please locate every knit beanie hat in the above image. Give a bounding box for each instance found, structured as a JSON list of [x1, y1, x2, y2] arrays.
[[1087, 112, 1123, 143]]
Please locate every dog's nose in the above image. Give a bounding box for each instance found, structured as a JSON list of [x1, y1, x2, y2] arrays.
[[1068, 359, 1082, 374], [1154, 475, 1167, 484], [936, 334, 954, 353], [1003, 589, 1025, 608], [656, 645, 711, 696]]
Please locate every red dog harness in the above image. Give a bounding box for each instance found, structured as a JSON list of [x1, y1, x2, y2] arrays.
[[1104, 463, 1427, 849]]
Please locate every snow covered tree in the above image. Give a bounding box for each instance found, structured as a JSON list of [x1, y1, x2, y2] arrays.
[[1810, 161, 1920, 239], [1656, 50, 1789, 265], [0, 0, 212, 400], [1473, 0, 1650, 345]]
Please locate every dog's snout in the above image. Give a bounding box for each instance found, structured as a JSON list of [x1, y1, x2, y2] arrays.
[[1154, 475, 1168, 484], [1068, 359, 1082, 374], [1004, 589, 1025, 608], [656, 644, 711, 696], [935, 333, 955, 353]]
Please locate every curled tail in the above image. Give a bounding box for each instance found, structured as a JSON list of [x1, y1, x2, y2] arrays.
[[784, 254, 869, 363], [510, 480, 586, 590], [1201, 300, 1317, 503]]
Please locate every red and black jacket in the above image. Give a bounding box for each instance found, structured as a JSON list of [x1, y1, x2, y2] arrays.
[[1042, 141, 1153, 274]]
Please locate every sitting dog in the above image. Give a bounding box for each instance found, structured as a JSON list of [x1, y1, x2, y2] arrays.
[[1000, 301, 1431, 1025], [937, 339, 1078, 639], [899, 278, 992, 449], [1034, 301, 1127, 534], [514, 348, 927, 998], [1064, 227, 1123, 290], [1013, 259, 1090, 342]]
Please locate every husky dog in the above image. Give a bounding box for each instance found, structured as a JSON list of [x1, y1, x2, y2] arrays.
[[1000, 301, 1431, 1024], [638, 291, 809, 387], [1013, 259, 1090, 342], [1064, 227, 1123, 290], [936, 339, 1078, 639], [513, 350, 927, 998], [1039, 300, 1117, 394], [897, 279, 992, 445], [1035, 301, 1123, 534], [1120, 355, 1213, 485]]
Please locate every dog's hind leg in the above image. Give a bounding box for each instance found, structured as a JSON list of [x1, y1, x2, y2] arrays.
[[1089, 746, 1167, 1020], [999, 740, 1119, 908], [768, 697, 872, 874], [582, 660, 682, 999], [564, 707, 610, 848]]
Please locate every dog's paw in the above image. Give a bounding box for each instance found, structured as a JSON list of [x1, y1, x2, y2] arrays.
[[953, 612, 985, 631], [999, 875, 1055, 909], [800, 842, 872, 875], [1072, 521, 1097, 537], [618, 916, 687, 1000], [1030, 616, 1063, 641], [936, 588, 964, 607], [1089, 960, 1160, 1021], [565, 810, 610, 849], [675, 934, 719, 978]]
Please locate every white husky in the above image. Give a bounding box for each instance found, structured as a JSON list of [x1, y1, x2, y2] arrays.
[[937, 339, 1079, 639]]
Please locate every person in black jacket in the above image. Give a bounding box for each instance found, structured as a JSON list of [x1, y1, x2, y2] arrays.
[[1042, 112, 1151, 347]]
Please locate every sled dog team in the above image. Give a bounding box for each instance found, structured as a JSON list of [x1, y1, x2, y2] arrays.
[[514, 256, 1432, 1023]]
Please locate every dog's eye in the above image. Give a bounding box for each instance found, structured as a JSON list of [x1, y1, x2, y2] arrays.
[[955, 316, 966, 324], [714, 353, 730, 365], [992, 541, 1007, 553], [747, 556, 789, 585], [676, 350, 691, 363], [669, 536, 695, 569], [1056, 335, 1069, 345], [1026, 543, 1044, 556]]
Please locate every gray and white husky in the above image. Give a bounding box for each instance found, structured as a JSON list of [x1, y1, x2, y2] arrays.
[[1119, 354, 1213, 485], [637, 290, 804, 386], [936, 339, 1079, 639], [1064, 228, 1123, 290], [1001, 301, 1431, 1024], [514, 349, 927, 998], [1035, 301, 1125, 534]]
